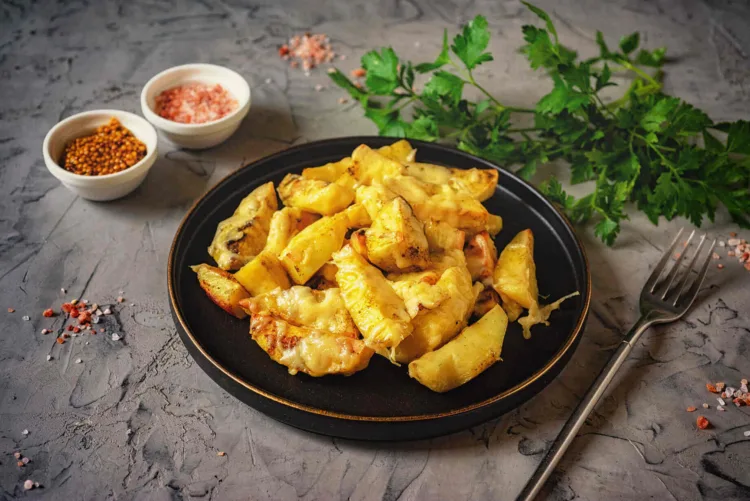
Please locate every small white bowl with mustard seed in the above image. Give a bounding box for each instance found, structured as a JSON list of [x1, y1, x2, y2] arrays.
[[140, 63, 251, 150], [43, 110, 158, 201]]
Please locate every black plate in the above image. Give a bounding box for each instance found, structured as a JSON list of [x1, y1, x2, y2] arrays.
[[168, 137, 591, 441]]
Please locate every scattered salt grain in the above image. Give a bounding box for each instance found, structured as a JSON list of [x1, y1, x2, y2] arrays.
[[111, 333, 121, 341], [719, 241, 726, 247], [34, 482, 39, 488], [127, 428, 132, 435], [92, 315, 100, 324], [327, 67, 336, 74], [61, 288, 66, 293], [95, 309, 103, 316], [717, 264, 724, 269], [82, 299, 88, 305], [718, 405, 726, 411], [744, 430, 750, 437], [46, 355, 52, 361], [712, 252, 720, 260], [742, 378, 748, 386], [41, 329, 48, 335], [741, 384, 749, 393], [726, 387, 736, 397], [130, 303, 134, 307], [75, 358, 82, 364], [22, 315, 30, 321], [117, 296, 124, 303], [103, 308, 112, 315], [7, 308, 14, 313], [14, 452, 21, 459], [702, 403, 709, 408], [338, 97, 348, 104], [264, 78, 272, 84], [339, 54, 346, 60], [717, 397, 726, 406], [22, 429, 28, 436], [217, 451, 226, 457], [23, 480, 33, 490], [314, 84, 324, 92], [85, 342, 89, 345], [414, 41, 421, 47], [727, 238, 741, 246], [22, 457, 30, 465], [716, 382, 726, 391]]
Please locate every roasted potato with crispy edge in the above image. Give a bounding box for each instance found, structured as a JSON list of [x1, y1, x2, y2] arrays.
[[492, 229, 538, 309], [408, 305, 508, 393], [363, 197, 430, 273], [191, 264, 250, 318], [278, 173, 355, 216]]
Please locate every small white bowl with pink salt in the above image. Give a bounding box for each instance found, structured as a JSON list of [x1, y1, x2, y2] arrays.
[[140, 64, 251, 150]]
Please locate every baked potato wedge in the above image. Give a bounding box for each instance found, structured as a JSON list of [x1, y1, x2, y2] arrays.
[[408, 305, 508, 393], [355, 184, 398, 220], [332, 244, 413, 358], [499, 292, 524, 322], [208, 182, 278, 270], [351, 144, 405, 185], [465, 231, 498, 286], [301, 156, 354, 182], [492, 229, 538, 309], [404, 163, 497, 202], [279, 212, 350, 284], [234, 251, 290, 296], [278, 173, 355, 216], [362, 197, 430, 272], [377, 139, 415, 163], [382, 176, 492, 235], [393, 265, 479, 363], [424, 220, 465, 252], [191, 264, 251, 319], [264, 207, 320, 256]]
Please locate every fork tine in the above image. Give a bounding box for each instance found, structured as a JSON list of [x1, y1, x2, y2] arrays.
[[668, 234, 706, 303], [646, 228, 685, 293], [660, 229, 696, 299], [674, 238, 717, 308]]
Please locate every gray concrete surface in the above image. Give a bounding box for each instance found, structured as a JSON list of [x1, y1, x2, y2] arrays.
[[1, 0, 750, 499]]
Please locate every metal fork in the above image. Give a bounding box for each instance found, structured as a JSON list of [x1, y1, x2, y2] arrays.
[[517, 228, 716, 501]]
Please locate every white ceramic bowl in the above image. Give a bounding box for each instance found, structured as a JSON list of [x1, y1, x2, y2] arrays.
[[42, 110, 159, 202], [140, 63, 251, 149]]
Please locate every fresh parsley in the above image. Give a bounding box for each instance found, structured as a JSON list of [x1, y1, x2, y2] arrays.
[[329, 2, 750, 245]]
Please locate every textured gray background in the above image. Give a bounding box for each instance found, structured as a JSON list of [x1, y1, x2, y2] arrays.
[[1, 0, 750, 500]]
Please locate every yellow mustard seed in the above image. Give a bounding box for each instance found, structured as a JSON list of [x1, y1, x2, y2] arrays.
[[61, 118, 147, 176]]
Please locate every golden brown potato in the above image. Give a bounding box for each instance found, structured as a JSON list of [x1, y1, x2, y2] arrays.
[[351, 144, 405, 185], [465, 231, 498, 286], [234, 251, 291, 296], [377, 139, 415, 163], [393, 265, 479, 363], [408, 305, 508, 393], [473, 287, 499, 318], [499, 292, 524, 322], [208, 182, 278, 270], [363, 197, 430, 273], [279, 212, 350, 285], [332, 244, 413, 358], [264, 207, 320, 256], [343, 203, 372, 228], [240, 286, 357, 336], [449, 167, 498, 202], [249, 316, 374, 377], [191, 264, 251, 319], [301, 157, 354, 182], [382, 176, 491, 235], [493, 229, 538, 309], [278, 173, 355, 216], [355, 184, 398, 220], [487, 214, 503, 236], [423, 220, 465, 252]]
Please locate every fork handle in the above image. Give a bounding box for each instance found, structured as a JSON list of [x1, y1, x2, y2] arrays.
[[516, 315, 654, 501]]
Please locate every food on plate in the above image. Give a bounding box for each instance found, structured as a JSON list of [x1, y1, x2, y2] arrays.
[[465, 231, 497, 286], [392, 265, 480, 363], [240, 287, 373, 376], [408, 305, 508, 392], [333, 244, 413, 359], [357, 197, 430, 272], [278, 173, 355, 216], [493, 229, 537, 309], [208, 182, 277, 270], [279, 210, 351, 284], [493, 229, 578, 337], [194, 140, 577, 391], [61, 117, 147, 176], [155, 82, 238, 124], [191, 264, 250, 319]]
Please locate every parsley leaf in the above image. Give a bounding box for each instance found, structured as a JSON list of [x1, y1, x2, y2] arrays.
[[361, 48, 400, 95], [451, 15, 494, 70]]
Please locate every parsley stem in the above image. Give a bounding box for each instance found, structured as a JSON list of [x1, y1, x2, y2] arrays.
[[507, 127, 543, 133], [618, 60, 659, 87]]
